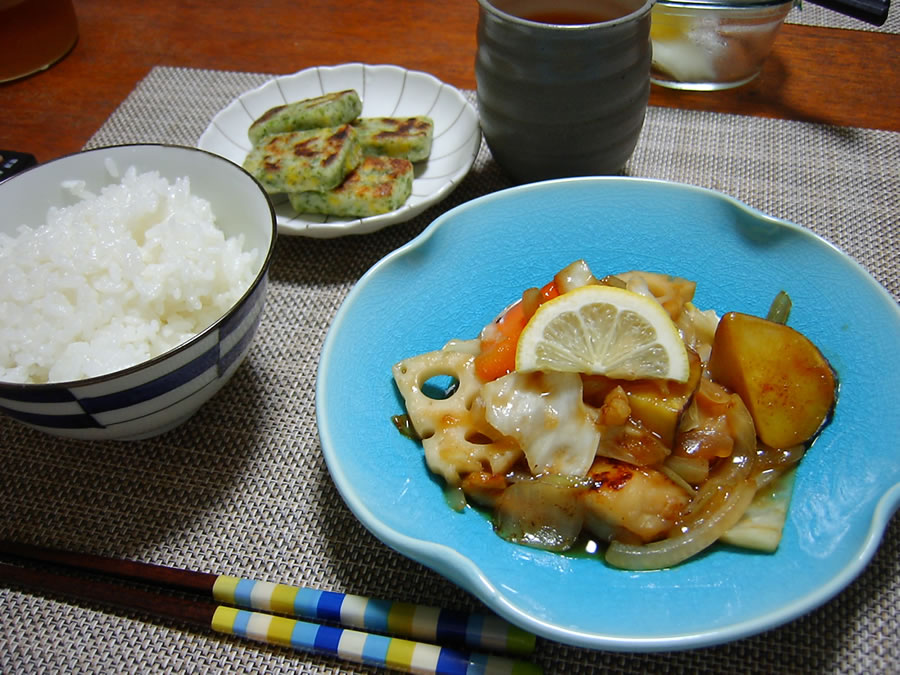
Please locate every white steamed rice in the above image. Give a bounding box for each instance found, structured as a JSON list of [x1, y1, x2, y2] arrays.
[[0, 164, 259, 384]]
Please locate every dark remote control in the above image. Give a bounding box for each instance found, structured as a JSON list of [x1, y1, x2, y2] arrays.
[[0, 150, 37, 182]]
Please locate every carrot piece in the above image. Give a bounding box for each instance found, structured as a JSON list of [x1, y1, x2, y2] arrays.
[[540, 280, 559, 301], [474, 280, 560, 382], [474, 335, 519, 382]]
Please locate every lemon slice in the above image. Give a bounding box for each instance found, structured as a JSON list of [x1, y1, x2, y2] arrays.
[[515, 285, 691, 382]]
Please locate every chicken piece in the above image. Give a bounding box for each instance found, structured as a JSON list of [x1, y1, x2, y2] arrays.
[[582, 457, 690, 544]]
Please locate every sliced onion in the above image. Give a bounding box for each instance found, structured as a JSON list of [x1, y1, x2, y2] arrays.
[[684, 442, 755, 520], [604, 435, 758, 569], [659, 464, 697, 495], [494, 478, 586, 551], [756, 444, 806, 474], [663, 455, 709, 486], [444, 485, 468, 512], [605, 479, 756, 570], [751, 444, 806, 490]]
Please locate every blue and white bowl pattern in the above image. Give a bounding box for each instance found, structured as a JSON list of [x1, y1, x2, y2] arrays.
[[0, 143, 277, 442], [0, 276, 267, 441]]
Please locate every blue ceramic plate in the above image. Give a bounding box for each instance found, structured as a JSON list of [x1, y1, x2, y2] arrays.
[[316, 177, 900, 651]]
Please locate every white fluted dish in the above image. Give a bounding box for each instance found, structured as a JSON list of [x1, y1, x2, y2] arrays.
[[198, 63, 481, 238]]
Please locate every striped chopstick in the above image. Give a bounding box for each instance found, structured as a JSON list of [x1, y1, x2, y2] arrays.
[[0, 541, 539, 672], [0, 561, 540, 674], [210, 576, 535, 655], [0, 540, 533, 654]]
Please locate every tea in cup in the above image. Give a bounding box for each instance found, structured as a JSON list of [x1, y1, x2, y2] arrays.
[[476, 0, 653, 182]]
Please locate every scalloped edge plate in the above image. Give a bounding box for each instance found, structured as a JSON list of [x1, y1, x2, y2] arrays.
[[316, 177, 900, 651], [198, 63, 481, 238]]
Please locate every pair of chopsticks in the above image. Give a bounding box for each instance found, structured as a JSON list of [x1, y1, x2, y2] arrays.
[[0, 540, 541, 674]]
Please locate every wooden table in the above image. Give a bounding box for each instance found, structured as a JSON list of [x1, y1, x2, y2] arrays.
[[2, 0, 898, 165]]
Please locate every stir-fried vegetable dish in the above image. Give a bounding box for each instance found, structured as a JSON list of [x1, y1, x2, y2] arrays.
[[392, 260, 837, 570]]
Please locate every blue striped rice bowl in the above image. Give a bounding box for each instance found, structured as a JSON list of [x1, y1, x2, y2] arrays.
[[0, 144, 276, 441]]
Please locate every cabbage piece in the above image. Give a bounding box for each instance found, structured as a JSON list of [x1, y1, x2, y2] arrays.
[[481, 371, 600, 477], [494, 476, 587, 551], [720, 467, 797, 552]]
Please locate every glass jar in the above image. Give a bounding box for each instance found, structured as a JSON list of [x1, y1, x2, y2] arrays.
[[650, 0, 797, 90]]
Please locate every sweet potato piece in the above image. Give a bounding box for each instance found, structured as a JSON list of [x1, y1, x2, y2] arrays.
[[623, 349, 703, 447], [708, 312, 836, 448], [583, 350, 702, 447]]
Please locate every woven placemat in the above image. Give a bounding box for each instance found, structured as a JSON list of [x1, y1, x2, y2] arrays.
[[786, 1, 899, 32], [1, 66, 897, 674]]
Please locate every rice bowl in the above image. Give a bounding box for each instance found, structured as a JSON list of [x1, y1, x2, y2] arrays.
[[0, 144, 276, 441], [2, 164, 259, 384]]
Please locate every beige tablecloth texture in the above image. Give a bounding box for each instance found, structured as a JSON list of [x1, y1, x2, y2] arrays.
[[1, 66, 897, 674], [786, 0, 899, 31]]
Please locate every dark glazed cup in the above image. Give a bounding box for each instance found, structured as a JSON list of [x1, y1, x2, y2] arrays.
[[476, 0, 653, 183]]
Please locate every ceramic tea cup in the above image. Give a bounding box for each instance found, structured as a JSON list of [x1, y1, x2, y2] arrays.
[[0, 0, 78, 83], [476, 0, 653, 183]]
